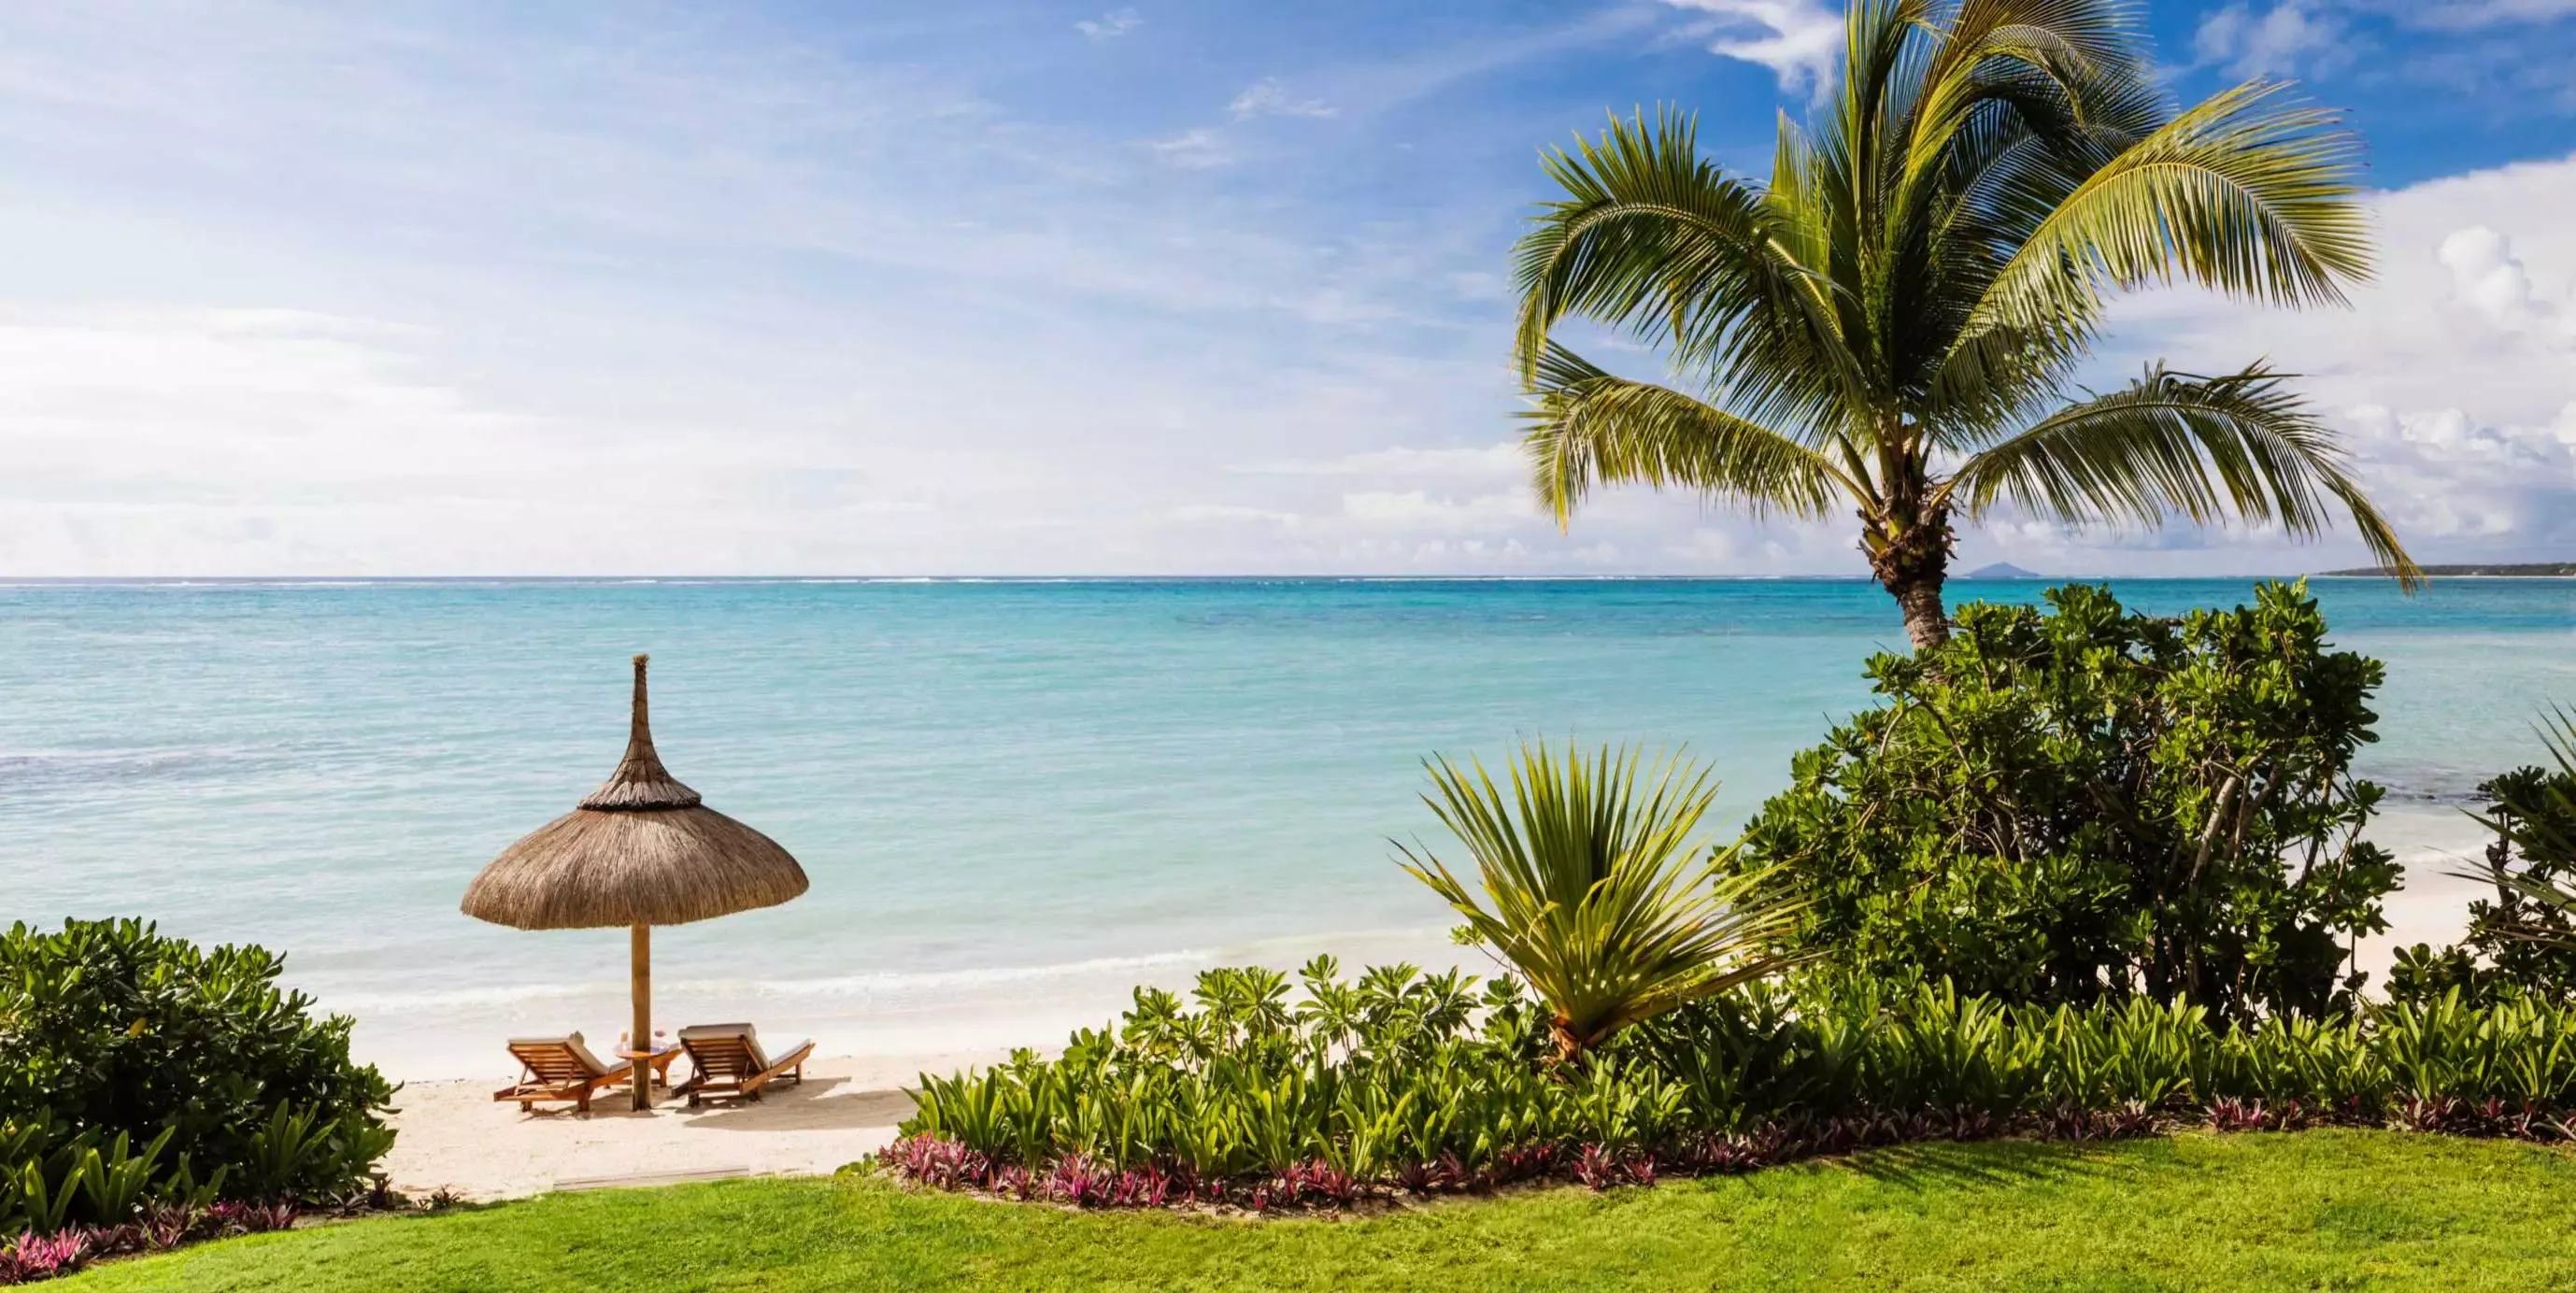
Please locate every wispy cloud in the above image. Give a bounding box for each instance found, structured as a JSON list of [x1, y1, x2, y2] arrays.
[[2192, 1, 2353, 78], [0, 1, 2567, 576], [2381, 0, 2576, 29], [1658, 0, 1844, 102], [1075, 8, 1141, 42], [1229, 78, 1334, 120], [1144, 126, 1233, 168], [1232, 444, 1522, 477]]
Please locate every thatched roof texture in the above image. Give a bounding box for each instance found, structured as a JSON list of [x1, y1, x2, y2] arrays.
[[462, 655, 809, 931]]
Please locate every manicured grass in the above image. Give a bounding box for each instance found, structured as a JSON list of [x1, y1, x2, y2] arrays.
[[67, 1131, 2576, 1292]]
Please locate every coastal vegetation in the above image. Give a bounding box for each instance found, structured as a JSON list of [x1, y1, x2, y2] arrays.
[[30, 582, 2576, 1290], [1512, 0, 2416, 648], [2391, 707, 2576, 1005], [879, 959, 2576, 1209], [866, 584, 2575, 1213], [1397, 745, 1800, 1062], [10, 14, 2563, 1284], [1733, 581, 2396, 1019], [22, 586, 2576, 1287], [1, 920, 396, 1282], [64, 1135, 2576, 1291]]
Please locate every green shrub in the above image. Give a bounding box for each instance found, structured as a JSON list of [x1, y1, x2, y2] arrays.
[[1731, 582, 2398, 1020], [904, 958, 1556, 1189], [0, 918, 395, 1232], [2390, 707, 2576, 1006], [888, 963, 2576, 1208], [1398, 744, 1800, 1061]]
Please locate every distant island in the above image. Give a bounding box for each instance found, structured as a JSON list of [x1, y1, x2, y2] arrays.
[[2319, 563, 2576, 577], [1965, 562, 2042, 579]]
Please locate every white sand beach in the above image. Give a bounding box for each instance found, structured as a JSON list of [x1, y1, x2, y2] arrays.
[[380, 1051, 989, 1201], [381, 849, 2495, 1204]]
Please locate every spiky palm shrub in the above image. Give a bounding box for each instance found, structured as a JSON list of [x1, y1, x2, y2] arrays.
[[1397, 744, 1800, 1063], [2404, 706, 2576, 1003], [2483, 708, 2576, 925], [1512, 0, 2417, 650]]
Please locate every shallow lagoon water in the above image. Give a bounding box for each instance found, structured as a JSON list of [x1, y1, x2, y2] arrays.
[[4, 576, 2569, 1076]]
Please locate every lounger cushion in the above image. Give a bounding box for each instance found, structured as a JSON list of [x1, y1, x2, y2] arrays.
[[506, 1032, 615, 1076], [676, 1025, 809, 1078]]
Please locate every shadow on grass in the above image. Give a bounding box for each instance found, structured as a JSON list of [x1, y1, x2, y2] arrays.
[[1838, 1136, 2129, 1192]]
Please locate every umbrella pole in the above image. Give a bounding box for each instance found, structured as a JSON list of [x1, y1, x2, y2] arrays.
[[631, 923, 652, 1111]]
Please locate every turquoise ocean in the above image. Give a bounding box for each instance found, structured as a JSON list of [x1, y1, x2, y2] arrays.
[[6, 577, 2573, 1078]]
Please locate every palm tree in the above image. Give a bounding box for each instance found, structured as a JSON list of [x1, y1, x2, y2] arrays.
[[1513, 0, 2419, 650], [1397, 743, 1801, 1063]]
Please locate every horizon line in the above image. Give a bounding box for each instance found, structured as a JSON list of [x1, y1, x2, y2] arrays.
[[0, 571, 2434, 586]]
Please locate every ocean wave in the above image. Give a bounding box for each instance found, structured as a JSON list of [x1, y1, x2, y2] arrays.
[[0, 745, 288, 790], [324, 949, 1217, 1014], [323, 929, 1464, 1016], [748, 949, 1217, 999], [330, 981, 611, 1012]]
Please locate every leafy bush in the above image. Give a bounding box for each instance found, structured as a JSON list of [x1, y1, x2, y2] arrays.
[[1731, 582, 2397, 1020], [2390, 706, 2576, 1005], [1398, 744, 1800, 1061], [902, 959, 1556, 1204], [885, 962, 2576, 1210], [0, 919, 395, 1234], [0, 1200, 304, 1286]]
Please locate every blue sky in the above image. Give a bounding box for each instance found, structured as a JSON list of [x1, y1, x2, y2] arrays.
[[0, 0, 2570, 575]]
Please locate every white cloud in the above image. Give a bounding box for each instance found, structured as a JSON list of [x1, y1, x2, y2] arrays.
[[1232, 443, 1523, 478], [2386, 0, 2576, 28], [1, 4, 2569, 580], [1143, 126, 1233, 168], [0, 304, 1090, 574], [1659, 0, 1845, 102], [1229, 78, 1335, 120], [1173, 504, 1301, 526], [1075, 8, 1141, 41], [2074, 151, 2576, 568], [2438, 226, 2574, 341], [2192, 1, 2350, 78], [1340, 490, 1535, 531]]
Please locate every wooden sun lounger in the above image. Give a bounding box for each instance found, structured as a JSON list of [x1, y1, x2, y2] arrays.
[[674, 1023, 814, 1106], [492, 1033, 680, 1113]]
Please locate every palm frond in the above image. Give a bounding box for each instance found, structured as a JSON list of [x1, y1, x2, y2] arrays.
[[1961, 78, 2370, 345], [1523, 344, 1862, 527], [1943, 363, 2420, 586], [1507, 4, 2403, 627], [1394, 744, 1805, 1058], [1513, 107, 1858, 436]]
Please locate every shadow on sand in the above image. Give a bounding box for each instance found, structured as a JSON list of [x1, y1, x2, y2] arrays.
[[678, 1076, 917, 1132]]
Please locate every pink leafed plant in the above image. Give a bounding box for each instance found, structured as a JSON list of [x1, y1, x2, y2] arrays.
[[5, 1229, 93, 1282]]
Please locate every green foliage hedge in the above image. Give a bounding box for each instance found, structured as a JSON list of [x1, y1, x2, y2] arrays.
[[887, 960, 2576, 1208], [0, 919, 396, 1235], [1734, 581, 2396, 1020], [2392, 713, 2576, 1005]]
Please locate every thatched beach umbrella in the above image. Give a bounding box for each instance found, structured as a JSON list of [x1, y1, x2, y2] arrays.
[[463, 655, 808, 1110]]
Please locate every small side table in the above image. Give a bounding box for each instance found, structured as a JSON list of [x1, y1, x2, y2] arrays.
[[619, 1046, 686, 1090]]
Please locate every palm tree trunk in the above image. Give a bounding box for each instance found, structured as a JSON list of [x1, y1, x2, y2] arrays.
[[1866, 507, 1956, 652], [1890, 575, 1950, 652], [1551, 1017, 1588, 1068]]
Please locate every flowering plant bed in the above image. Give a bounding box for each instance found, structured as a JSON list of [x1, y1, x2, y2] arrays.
[[877, 961, 2576, 1215]]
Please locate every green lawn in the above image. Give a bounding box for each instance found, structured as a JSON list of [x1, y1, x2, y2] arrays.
[[65, 1131, 2576, 1292]]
